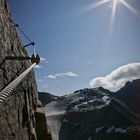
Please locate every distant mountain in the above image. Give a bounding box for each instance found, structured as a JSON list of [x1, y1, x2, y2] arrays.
[[38, 92, 58, 106], [45, 88, 140, 140], [113, 79, 140, 115], [96, 79, 140, 116]]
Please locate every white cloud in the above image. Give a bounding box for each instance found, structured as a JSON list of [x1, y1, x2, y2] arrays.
[[47, 72, 78, 79], [34, 65, 43, 69], [48, 75, 56, 79], [37, 79, 42, 82], [40, 57, 45, 61], [65, 72, 78, 77], [40, 57, 48, 63], [90, 63, 140, 91]]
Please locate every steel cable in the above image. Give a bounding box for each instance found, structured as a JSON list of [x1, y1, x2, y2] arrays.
[[0, 63, 36, 104]]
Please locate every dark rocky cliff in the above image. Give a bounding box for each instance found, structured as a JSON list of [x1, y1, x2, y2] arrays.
[[59, 89, 140, 140], [0, 0, 38, 139], [97, 79, 140, 116], [114, 79, 140, 115], [45, 87, 140, 140], [38, 92, 58, 107]]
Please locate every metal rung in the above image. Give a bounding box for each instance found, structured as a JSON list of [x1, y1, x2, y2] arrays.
[[0, 94, 8, 98], [5, 56, 31, 60], [0, 96, 5, 100], [0, 99, 3, 102]]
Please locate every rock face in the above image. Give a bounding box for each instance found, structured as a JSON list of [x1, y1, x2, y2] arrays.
[[97, 79, 140, 116], [114, 79, 140, 115], [0, 0, 38, 139], [38, 92, 58, 107], [35, 108, 52, 140]]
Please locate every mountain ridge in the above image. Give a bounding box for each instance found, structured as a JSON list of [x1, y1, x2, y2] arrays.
[[43, 80, 140, 140]]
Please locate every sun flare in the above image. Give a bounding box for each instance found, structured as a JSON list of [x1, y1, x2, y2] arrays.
[[109, 0, 140, 33], [120, 0, 140, 17], [109, 0, 119, 33], [80, 0, 140, 35]]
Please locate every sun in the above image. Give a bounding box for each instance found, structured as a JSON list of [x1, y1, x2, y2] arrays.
[[110, 0, 140, 32], [82, 0, 140, 33], [112, 0, 120, 2], [111, 0, 120, 2]]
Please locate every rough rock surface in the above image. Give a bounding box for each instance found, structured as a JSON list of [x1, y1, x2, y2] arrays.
[[114, 79, 140, 116], [35, 108, 52, 140], [38, 92, 58, 107], [0, 0, 38, 139], [97, 79, 140, 116]]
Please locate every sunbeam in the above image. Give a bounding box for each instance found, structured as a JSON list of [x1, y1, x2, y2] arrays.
[[120, 0, 140, 18], [109, 0, 119, 33], [81, 0, 110, 14], [78, 0, 140, 38]]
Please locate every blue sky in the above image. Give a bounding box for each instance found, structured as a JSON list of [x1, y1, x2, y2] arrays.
[[8, 0, 140, 95]]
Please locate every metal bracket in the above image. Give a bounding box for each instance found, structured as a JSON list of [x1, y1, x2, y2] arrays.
[[5, 54, 40, 64]]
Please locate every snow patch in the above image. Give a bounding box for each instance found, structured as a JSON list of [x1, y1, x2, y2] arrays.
[[107, 126, 115, 133], [88, 137, 91, 140], [62, 119, 68, 122], [102, 96, 109, 102], [95, 126, 104, 133], [115, 128, 127, 133]]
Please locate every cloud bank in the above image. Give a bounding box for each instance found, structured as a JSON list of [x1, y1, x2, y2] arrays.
[[48, 72, 78, 79], [90, 63, 140, 91]]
